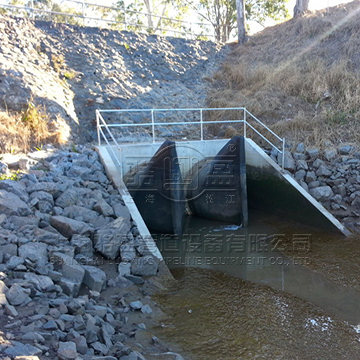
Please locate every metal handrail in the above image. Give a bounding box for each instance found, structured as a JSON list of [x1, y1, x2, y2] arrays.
[[96, 107, 286, 169], [0, 1, 216, 40]]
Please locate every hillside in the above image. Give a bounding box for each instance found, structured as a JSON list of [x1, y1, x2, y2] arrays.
[[0, 15, 226, 152], [209, 0, 360, 149]]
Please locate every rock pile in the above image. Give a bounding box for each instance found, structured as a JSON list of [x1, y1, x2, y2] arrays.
[[0, 146, 177, 360], [271, 143, 360, 233], [0, 14, 227, 143]]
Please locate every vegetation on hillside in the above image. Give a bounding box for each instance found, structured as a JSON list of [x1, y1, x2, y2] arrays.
[[0, 102, 66, 153], [208, 1, 360, 148]]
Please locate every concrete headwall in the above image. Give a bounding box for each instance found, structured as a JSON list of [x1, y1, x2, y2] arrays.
[[100, 138, 350, 236]]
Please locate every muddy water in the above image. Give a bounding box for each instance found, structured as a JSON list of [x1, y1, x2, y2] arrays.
[[152, 212, 360, 359]]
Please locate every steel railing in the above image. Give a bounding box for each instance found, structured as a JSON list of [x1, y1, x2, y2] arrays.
[[96, 107, 286, 169], [0, 0, 216, 40]]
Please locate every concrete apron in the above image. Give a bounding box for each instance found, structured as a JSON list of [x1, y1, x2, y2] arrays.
[[97, 138, 351, 247]]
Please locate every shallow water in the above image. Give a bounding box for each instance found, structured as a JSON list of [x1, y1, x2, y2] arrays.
[[152, 212, 360, 359]]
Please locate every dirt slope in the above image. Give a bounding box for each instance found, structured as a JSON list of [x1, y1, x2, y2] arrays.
[[208, 1, 360, 148]]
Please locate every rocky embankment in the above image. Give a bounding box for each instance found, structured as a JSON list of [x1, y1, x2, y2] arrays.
[[272, 143, 360, 233], [0, 15, 227, 143], [0, 146, 179, 360]]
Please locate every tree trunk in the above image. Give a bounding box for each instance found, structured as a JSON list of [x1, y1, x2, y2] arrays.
[[143, 0, 154, 30], [294, 0, 310, 17], [236, 0, 246, 44]]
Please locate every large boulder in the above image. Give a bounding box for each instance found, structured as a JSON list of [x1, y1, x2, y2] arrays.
[[310, 186, 334, 201], [82, 265, 106, 292], [0, 190, 32, 216], [50, 215, 93, 239], [94, 217, 131, 259]]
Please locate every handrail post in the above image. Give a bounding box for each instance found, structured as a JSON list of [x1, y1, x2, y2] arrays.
[[30, 0, 34, 19], [82, 1, 85, 26], [96, 110, 100, 147], [151, 110, 155, 144], [282, 138, 286, 170], [123, 7, 127, 30], [200, 109, 203, 141], [243, 108, 247, 138]]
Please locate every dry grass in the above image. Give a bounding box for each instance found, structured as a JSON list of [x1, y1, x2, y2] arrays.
[[0, 102, 67, 154], [208, 1, 360, 149]]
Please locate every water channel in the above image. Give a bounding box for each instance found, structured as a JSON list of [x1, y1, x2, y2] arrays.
[[152, 211, 360, 359]]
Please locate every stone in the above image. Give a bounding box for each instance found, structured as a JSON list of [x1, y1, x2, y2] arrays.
[[310, 186, 334, 201], [50, 215, 93, 239], [27, 182, 61, 196], [4, 343, 42, 357], [277, 151, 296, 172], [51, 252, 85, 296], [6, 284, 31, 306], [131, 256, 159, 276], [6, 255, 24, 269], [112, 203, 131, 221], [94, 199, 114, 217], [55, 189, 80, 208], [0, 190, 32, 216], [312, 158, 324, 168], [338, 145, 354, 155], [107, 276, 134, 287], [24, 273, 54, 291], [89, 305, 108, 318], [43, 319, 58, 330], [5, 303, 19, 317], [316, 165, 332, 177], [333, 184, 347, 197], [120, 244, 136, 262], [0, 280, 9, 294], [306, 148, 320, 160], [57, 341, 78, 360], [70, 235, 93, 257], [19, 242, 48, 264], [74, 335, 88, 355], [91, 341, 109, 355], [324, 148, 338, 161], [141, 304, 153, 314], [293, 152, 307, 161], [22, 332, 46, 343], [294, 170, 306, 181], [332, 194, 343, 204], [296, 160, 308, 171], [0, 180, 29, 202], [129, 300, 143, 310], [118, 262, 131, 277], [0, 161, 9, 174], [82, 265, 107, 292], [296, 143, 305, 153], [0, 243, 18, 257], [94, 217, 131, 259], [305, 171, 317, 184], [63, 205, 99, 222]]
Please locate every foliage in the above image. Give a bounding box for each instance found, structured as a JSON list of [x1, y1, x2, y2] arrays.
[[246, 0, 289, 27], [0, 172, 21, 181], [194, 0, 289, 41], [0, 102, 65, 154], [115, 0, 191, 34], [64, 70, 76, 80]]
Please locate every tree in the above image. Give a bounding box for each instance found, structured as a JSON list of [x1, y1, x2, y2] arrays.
[[293, 0, 309, 17], [192, 0, 289, 42], [115, 0, 190, 34], [236, 0, 246, 44]]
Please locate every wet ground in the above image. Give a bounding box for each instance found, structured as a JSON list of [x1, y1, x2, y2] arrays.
[[151, 212, 360, 359]]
